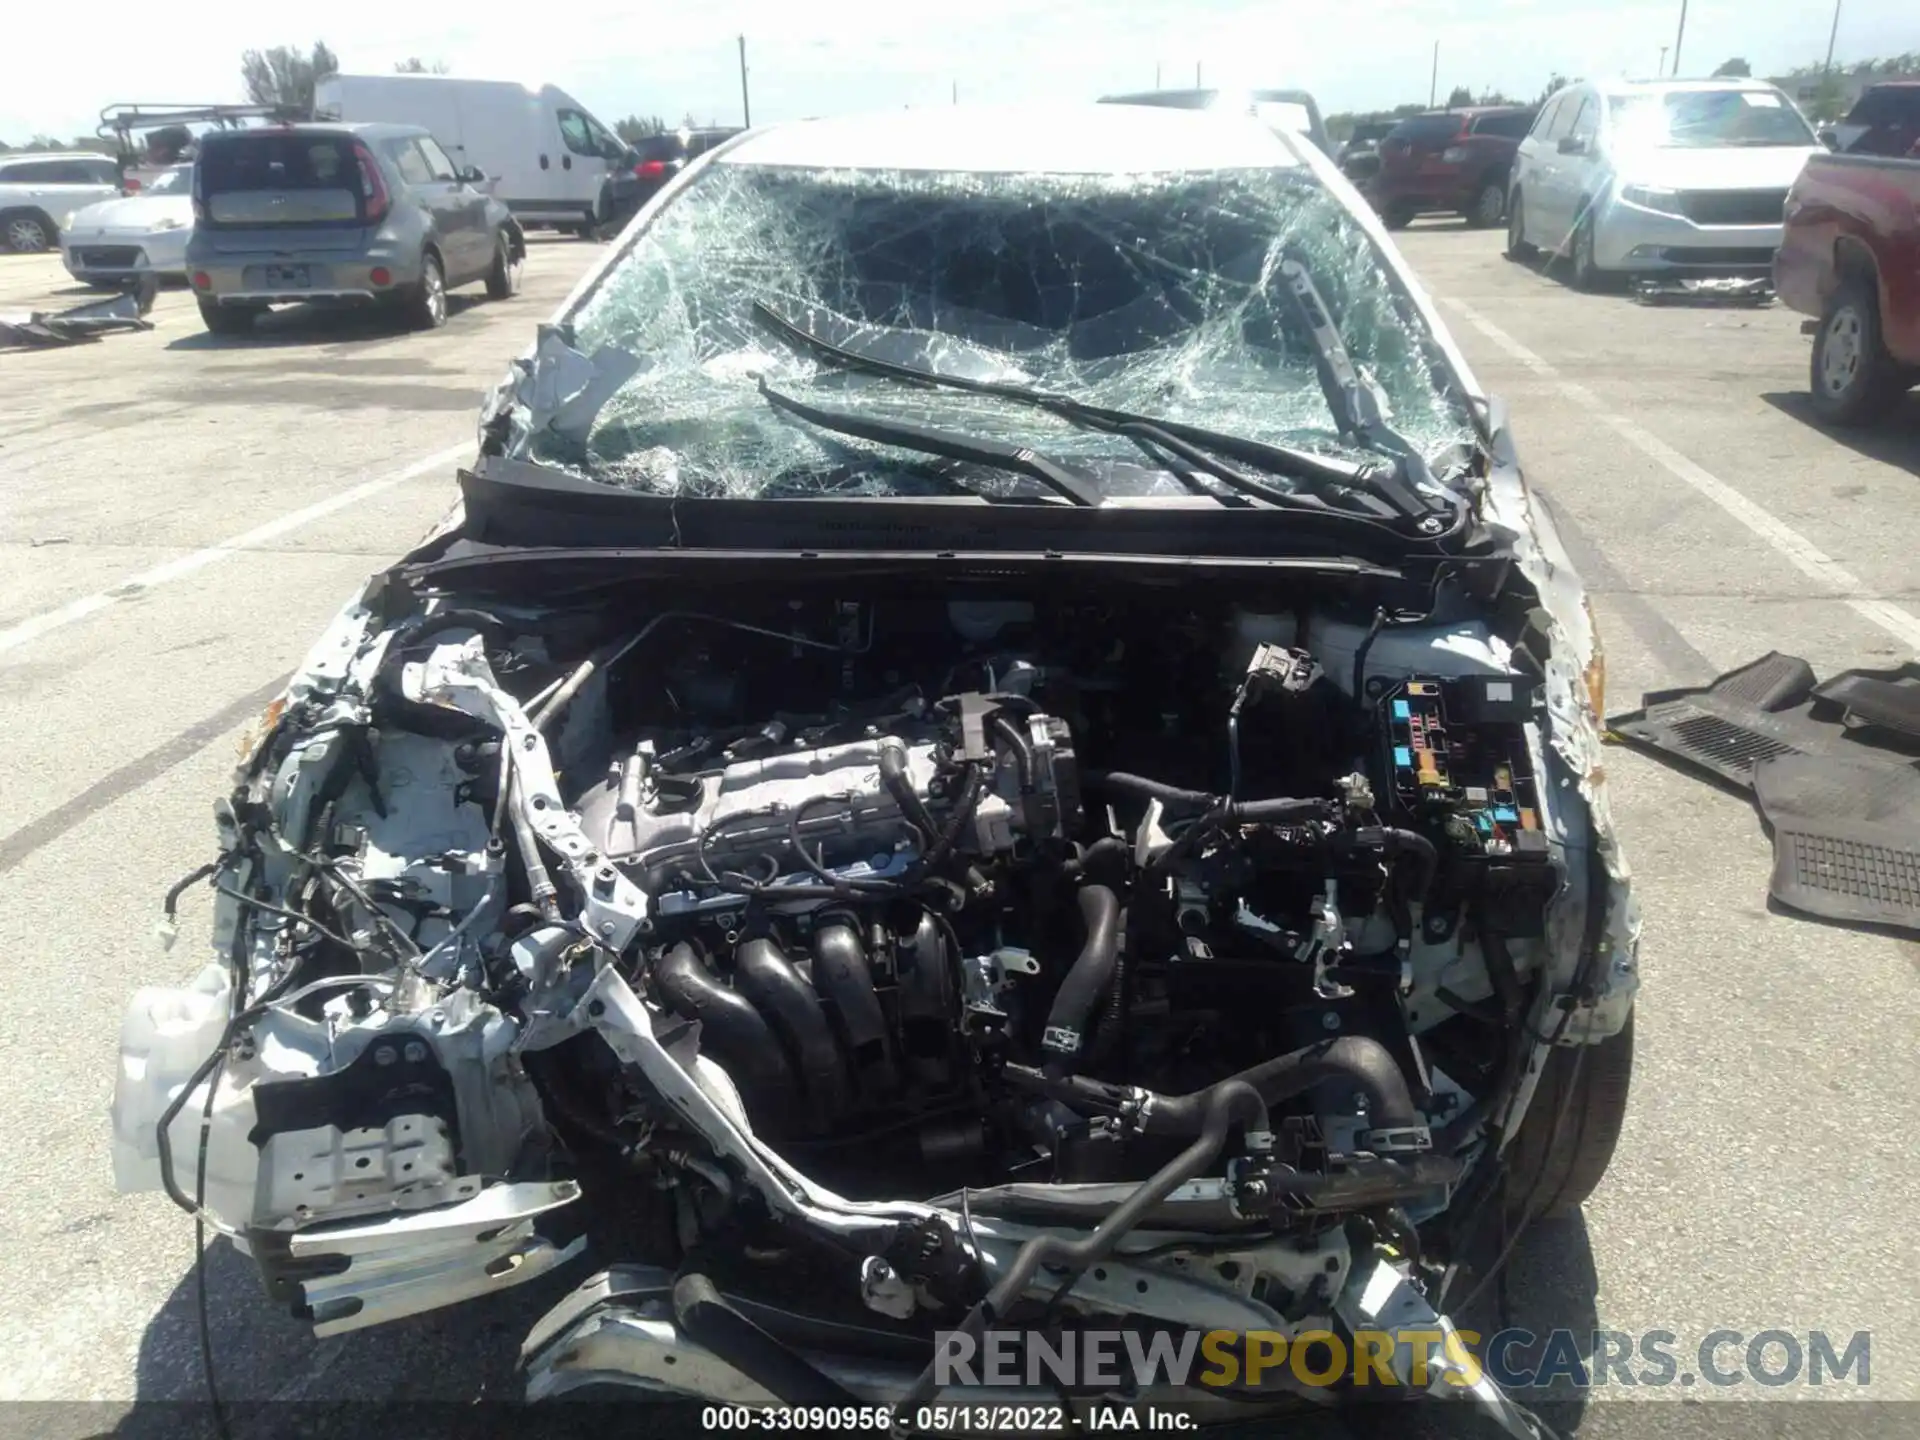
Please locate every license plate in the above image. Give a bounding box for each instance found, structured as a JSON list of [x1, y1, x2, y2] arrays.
[[266, 265, 310, 288]]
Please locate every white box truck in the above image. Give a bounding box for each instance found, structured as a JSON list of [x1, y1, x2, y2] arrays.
[[314, 74, 632, 234]]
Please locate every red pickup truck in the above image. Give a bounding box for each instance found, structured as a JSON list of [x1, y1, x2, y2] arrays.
[[1775, 149, 1920, 424]]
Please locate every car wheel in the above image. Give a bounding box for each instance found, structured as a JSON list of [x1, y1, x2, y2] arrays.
[[1468, 179, 1506, 229], [405, 251, 448, 330], [1810, 278, 1906, 426], [484, 231, 522, 300], [1568, 211, 1608, 292], [1381, 202, 1416, 231], [197, 297, 256, 337], [1503, 1009, 1634, 1221], [4, 209, 55, 253], [1503, 190, 1536, 260]]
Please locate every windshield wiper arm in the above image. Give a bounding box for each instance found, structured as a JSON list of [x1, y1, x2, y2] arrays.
[[757, 378, 1107, 506], [1274, 256, 1446, 518], [748, 300, 1437, 522]]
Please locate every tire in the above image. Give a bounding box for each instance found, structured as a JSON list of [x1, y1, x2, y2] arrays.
[[484, 231, 522, 300], [1503, 1009, 1634, 1221], [405, 251, 448, 330], [1504, 189, 1536, 260], [4, 209, 55, 253], [1381, 202, 1415, 231], [1467, 179, 1506, 229], [197, 297, 255, 336], [1809, 278, 1905, 426], [1568, 210, 1608, 291]]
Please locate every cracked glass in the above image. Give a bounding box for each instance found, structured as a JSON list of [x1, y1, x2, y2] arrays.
[[535, 160, 1477, 499]]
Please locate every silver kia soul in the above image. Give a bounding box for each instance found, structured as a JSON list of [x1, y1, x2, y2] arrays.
[[186, 122, 526, 336]]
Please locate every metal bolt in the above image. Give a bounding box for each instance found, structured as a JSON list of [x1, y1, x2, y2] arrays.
[[1417, 516, 1445, 534], [599, 921, 616, 937], [373, 1045, 397, 1066], [1321, 1011, 1341, 1031], [403, 1041, 427, 1063]]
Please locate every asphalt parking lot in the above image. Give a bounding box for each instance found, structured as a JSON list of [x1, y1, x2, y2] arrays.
[[2, 219, 1916, 1438]]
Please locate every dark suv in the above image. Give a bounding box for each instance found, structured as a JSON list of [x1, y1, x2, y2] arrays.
[[1830, 81, 1920, 158], [603, 127, 745, 229], [1336, 120, 1397, 190], [1372, 106, 1536, 229]]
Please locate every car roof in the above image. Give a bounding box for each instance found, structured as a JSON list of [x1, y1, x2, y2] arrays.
[[724, 102, 1307, 173], [1100, 87, 1320, 108], [198, 122, 429, 142], [1590, 77, 1789, 98], [0, 151, 116, 163]]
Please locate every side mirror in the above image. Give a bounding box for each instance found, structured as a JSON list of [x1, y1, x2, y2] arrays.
[[1557, 136, 1588, 156], [1816, 126, 1839, 150], [458, 165, 487, 184]]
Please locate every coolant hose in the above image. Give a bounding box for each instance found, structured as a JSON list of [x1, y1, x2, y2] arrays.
[[734, 938, 850, 1127], [654, 943, 796, 1118], [1040, 884, 1122, 1073], [1141, 1034, 1420, 1137], [892, 1079, 1268, 1427]]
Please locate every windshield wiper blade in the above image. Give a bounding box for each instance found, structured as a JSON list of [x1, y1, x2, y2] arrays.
[[757, 378, 1107, 506], [748, 300, 1433, 522], [1274, 256, 1446, 519]]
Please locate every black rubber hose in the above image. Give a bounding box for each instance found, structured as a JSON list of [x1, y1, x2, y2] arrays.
[[1086, 771, 1217, 810], [654, 943, 797, 1117], [673, 1273, 858, 1406], [734, 938, 849, 1127], [1231, 796, 1337, 823], [1372, 825, 1440, 901], [892, 1079, 1267, 1426], [1040, 884, 1122, 1074], [811, 919, 895, 1083], [877, 740, 937, 843], [1141, 1035, 1420, 1137], [991, 714, 1034, 794]]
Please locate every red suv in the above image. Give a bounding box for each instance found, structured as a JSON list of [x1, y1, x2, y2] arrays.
[[1372, 106, 1536, 230]]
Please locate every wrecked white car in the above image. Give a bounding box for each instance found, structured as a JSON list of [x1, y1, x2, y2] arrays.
[[111, 104, 1637, 1433]]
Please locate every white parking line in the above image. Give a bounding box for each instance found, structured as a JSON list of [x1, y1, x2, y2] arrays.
[[1444, 297, 1920, 654], [0, 441, 470, 658]]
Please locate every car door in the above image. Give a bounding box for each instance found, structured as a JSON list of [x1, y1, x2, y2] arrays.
[[1559, 94, 1604, 236], [1534, 92, 1588, 245], [384, 138, 469, 279], [1512, 97, 1561, 234], [417, 134, 490, 279], [553, 108, 606, 209]]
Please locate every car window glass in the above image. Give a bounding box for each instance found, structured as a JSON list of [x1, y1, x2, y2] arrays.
[[84, 159, 119, 184], [386, 139, 435, 186], [200, 136, 356, 192], [1567, 97, 1598, 145], [557, 109, 598, 157], [1473, 112, 1532, 138], [417, 136, 459, 181], [583, 114, 625, 160], [1541, 97, 1573, 141]]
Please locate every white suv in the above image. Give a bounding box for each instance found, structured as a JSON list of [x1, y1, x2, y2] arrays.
[[1506, 79, 1821, 290], [0, 152, 123, 253]]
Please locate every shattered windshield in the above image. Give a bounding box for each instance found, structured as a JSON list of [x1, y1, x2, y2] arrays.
[[536, 161, 1475, 500]]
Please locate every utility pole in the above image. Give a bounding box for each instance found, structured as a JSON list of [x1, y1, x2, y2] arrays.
[[1658, 45, 1668, 77], [1429, 41, 1439, 108], [1155, 62, 1161, 90], [1825, 0, 1843, 70], [1671, 0, 1687, 78], [951, 80, 957, 105], [1195, 62, 1202, 88], [738, 34, 751, 128]]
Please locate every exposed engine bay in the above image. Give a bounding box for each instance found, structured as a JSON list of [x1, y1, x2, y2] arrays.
[[111, 572, 1619, 1434]]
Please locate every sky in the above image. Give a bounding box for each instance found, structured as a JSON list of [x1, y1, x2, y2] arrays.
[[5, 0, 1915, 143]]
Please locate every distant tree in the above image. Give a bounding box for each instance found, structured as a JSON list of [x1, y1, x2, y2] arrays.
[[1445, 86, 1475, 109], [240, 41, 339, 114], [615, 114, 669, 143], [1534, 73, 1574, 105], [394, 57, 449, 74], [1476, 89, 1515, 105], [1712, 58, 1751, 78]]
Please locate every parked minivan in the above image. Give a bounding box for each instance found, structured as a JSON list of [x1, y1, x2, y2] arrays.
[[1506, 79, 1822, 290], [315, 74, 632, 236]]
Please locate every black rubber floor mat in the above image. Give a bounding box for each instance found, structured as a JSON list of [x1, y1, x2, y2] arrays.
[[1812, 662, 1920, 741], [1609, 652, 1829, 789], [1754, 754, 1920, 933]]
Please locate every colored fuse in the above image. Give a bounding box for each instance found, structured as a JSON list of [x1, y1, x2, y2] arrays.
[[1392, 699, 1411, 719], [1493, 806, 1518, 823], [1519, 809, 1538, 830], [1394, 746, 1413, 767]]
